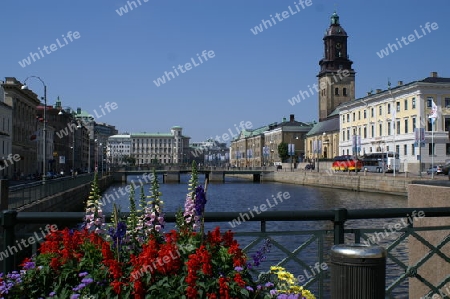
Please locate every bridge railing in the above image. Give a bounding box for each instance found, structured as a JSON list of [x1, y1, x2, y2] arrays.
[[6, 174, 95, 209], [1, 207, 450, 298]]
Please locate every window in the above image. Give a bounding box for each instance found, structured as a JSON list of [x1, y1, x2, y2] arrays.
[[447, 143, 450, 155], [342, 130, 345, 141], [363, 127, 367, 138], [358, 111, 361, 120], [412, 98, 416, 109], [371, 125, 374, 137], [397, 121, 400, 134], [343, 88, 347, 96], [387, 104, 391, 114], [446, 98, 450, 108], [347, 114, 350, 122], [412, 144, 415, 155], [404, 119, 409, 133], [412, 117, 416, 130], [427, 97, 434, 107], [388, 122, 391, 135], [395, 145, 399, 155], [369, 147, 372, 153], [353, 113, 355, 121], [379, 124, 382, 137], [364, 110, 367, 119], [347, 129, 350, 140], [429, 143, 435, 156], [379, 106, 382, 115], [342, 115, 345, 123], [403, 144, 407, 155], [371, 108, 374, 118], [427, 120, 433, 131], [335, 88, 339, 95], [396, 102, 400, 112]]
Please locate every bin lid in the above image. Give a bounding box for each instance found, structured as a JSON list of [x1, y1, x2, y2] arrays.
[[331, 244, 386, 259]]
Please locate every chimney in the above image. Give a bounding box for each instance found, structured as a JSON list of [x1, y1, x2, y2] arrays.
[[376, 89, 382, 93], [431, 72, 438, 78], [290, 114, 295, 122], [397, 81, 403, 86], [77, 107, 81, 114], [282, 117, 286, 122]]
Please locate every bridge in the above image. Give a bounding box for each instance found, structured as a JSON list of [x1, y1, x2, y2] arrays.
[[110, 166, 274, 183]]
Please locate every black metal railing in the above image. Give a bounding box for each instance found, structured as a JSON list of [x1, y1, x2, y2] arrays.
[[2, 207, 450, 298]]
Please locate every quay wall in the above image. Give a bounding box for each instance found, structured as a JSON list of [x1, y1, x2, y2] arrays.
[[229, 172, 431, 196]]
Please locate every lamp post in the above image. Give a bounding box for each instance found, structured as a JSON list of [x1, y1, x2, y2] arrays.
[[21, 76, 47, 184]]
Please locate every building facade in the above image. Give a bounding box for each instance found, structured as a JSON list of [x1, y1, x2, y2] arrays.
[[0, 84, 13, 178], [338, 72, 450, 173], [230, 115, 312, 167], [107, 134, 131, 166], [109, 127, 190, 166], [2, 77, 40, 178]]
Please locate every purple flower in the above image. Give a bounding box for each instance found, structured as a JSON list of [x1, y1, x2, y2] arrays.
[[70, 295, 80, 299], [78, 272, 88, 277], [194, 185, 207, 216], [22, 261, 35, 270], [247, 239, 271, 268], [234, 266, 243, 272], [49, 292, 56, 297]]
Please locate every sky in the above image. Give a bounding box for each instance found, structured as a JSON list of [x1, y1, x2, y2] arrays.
[[1, 0, 449, 142]]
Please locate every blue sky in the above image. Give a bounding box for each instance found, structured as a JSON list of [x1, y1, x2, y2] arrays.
[[1, 0, 448, 142]]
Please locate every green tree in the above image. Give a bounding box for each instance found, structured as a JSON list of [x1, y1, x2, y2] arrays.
[[278, 142, 289, 162]]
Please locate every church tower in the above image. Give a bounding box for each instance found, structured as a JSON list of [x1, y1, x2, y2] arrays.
[[318, 12, 356, 122]]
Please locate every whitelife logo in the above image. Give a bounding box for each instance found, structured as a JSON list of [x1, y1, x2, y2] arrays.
[[250, 0, 312, 35], [153, 50, 215, 87], [18, 31, 81, 68], [376, 22, 438, 58]]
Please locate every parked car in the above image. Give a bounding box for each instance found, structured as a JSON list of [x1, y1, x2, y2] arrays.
[[426, 165, 443, 175], [441, 163, 450, 175]]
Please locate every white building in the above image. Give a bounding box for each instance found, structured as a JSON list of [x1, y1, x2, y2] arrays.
[[107, 134, 131, 166], [338, 72, 450, 173], [108, 126, 190, 166]]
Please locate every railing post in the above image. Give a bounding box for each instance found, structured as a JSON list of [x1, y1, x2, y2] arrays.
[[2, 210, 17, 274], [333, 208, 347, 245], [0, 180, 9, 211]]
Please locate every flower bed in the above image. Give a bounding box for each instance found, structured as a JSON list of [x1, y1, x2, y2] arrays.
[[0, 163, 316, 299]]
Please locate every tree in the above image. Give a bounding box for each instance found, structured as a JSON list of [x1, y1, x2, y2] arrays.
[[278, 143, 289, 162]]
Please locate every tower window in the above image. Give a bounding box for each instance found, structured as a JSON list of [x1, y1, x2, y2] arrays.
[[335, 88, 339, 95], [343, 88, 347, 96]]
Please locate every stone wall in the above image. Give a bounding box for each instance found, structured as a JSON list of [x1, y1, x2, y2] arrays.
[[408, 181, 450, 299]]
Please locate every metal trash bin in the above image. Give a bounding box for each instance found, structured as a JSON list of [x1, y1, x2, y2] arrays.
[[331, 244, 386, 299]]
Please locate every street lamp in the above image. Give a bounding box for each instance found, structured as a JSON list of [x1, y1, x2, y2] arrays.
[[21, 76, 47, 184]]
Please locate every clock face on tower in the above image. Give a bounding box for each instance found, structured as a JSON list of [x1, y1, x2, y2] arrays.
[[336, 43, 342, 49]]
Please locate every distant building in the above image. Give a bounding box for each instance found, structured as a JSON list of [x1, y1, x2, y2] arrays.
[[189, 139, 229, 166], [107, 134, 131, 166], [338, 72, 450, 173], [108, 127, 191, 166], [230, 114, 312, 167]]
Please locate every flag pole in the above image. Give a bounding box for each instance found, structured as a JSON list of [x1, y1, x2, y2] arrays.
[[431, 119, 434, 179]]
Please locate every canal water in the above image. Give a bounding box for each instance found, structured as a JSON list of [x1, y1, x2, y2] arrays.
[[100, 174, 408, 298]]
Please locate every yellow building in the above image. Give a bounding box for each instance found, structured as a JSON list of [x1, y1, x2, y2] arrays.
[[338, 72, 450, 173]]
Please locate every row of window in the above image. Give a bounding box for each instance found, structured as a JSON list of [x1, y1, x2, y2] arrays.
[[343, 97, 450, 124], [341, 116, 435, 140]]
